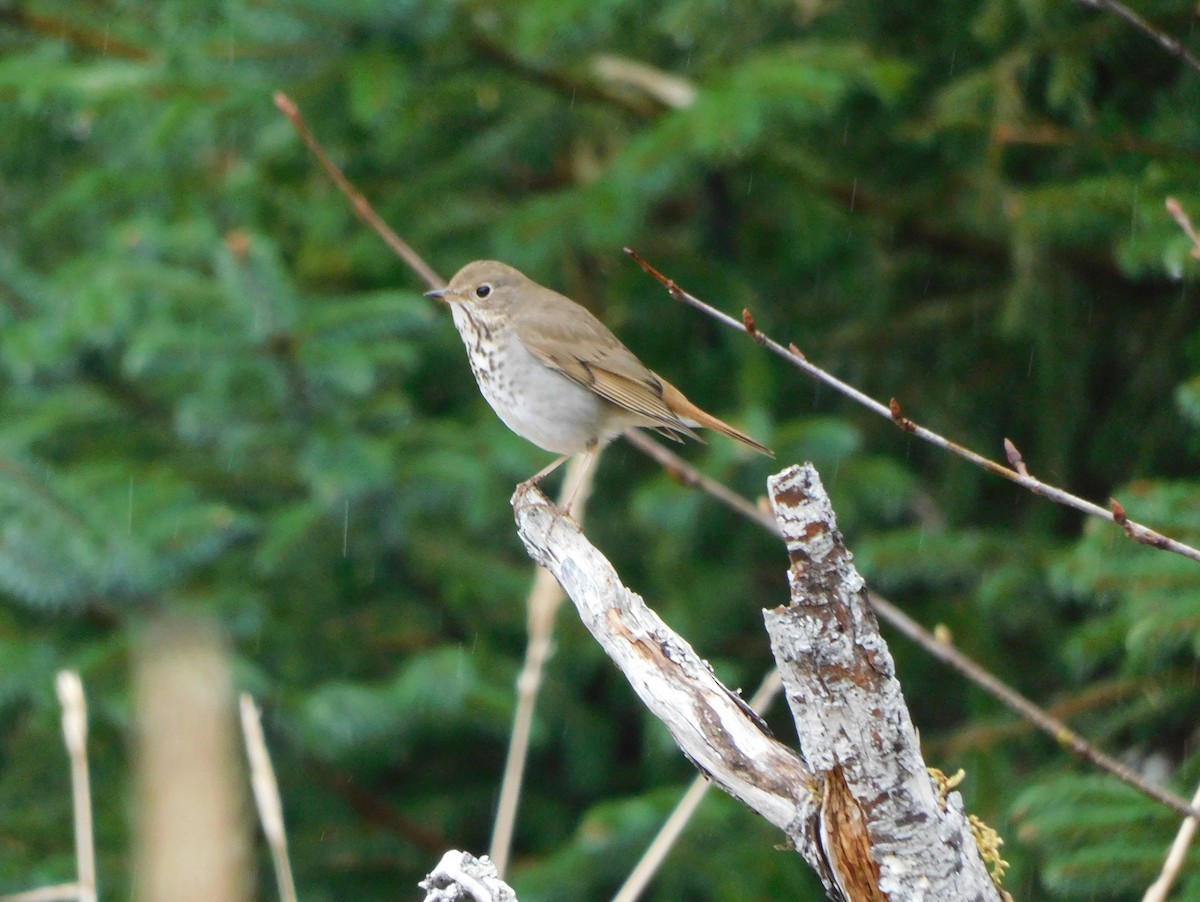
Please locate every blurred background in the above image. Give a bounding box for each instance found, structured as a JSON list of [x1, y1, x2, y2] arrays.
[[2, 0, 1200, 899]]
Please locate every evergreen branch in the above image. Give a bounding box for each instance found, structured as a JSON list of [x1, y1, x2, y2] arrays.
[[263, 334, 315, 422], [625, 248, 1200, 566], [992, 121, 1198, 163], [0, 451, 91, 533], [1074, 0, 1200, 78], [621, 432, 1200, 822], [466, 36, 663, 118], [0, 8, 152, 61], [0, 9, 324, 64], [303, 756, 448, 852], [768, 146, 1164, 292], [77, 347, 171, 425]]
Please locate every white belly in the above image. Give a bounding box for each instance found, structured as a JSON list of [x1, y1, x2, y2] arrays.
[[455, 314, 612, 454]]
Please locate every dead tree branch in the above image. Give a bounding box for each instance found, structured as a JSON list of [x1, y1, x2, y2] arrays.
[[510, 485, 839, 890], [513, 472, 1005, 899], [765, 465, 1001, 900], [420, 851, 517, 902]]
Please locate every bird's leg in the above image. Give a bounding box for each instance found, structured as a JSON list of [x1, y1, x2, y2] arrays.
[[515, 444, 597, 526], [516, 452, 571, 502], [560, 443, 598, 516]]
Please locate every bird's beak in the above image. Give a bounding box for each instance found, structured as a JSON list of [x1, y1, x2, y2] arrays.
[[424, 287, 451, 302]]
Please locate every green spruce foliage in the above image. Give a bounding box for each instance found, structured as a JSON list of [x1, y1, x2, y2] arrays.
[[2, 0, 1200, 898]]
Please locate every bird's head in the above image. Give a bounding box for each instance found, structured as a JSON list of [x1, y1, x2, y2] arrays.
[[425, 260, 530, 312]]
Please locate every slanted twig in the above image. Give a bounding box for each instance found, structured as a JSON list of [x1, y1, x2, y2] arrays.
[[622, 428, 779, 535], [611, 670, 782, 902], [1073, 0, 1200, 78], [625, 248, 1200, 565], [273, 92, 444, 289], [57, 672, 96, 902], [240, 695, 298, 902], [489, 454, 594, 877], [871, 593, 1200, 820], [0, 673, 97, 902], [1166, 197, 1200, 260], [1143, 777, 1200, 902], [625, 433, 1200, 821]]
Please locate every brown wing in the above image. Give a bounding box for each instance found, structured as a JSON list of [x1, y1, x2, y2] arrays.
[[514, 288, 702, 442]]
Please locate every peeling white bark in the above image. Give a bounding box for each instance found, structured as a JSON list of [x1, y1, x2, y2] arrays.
[[420, 851, 516, 902], [511, 488, 833, 883], [509, 463, 1001, 902], [766, 465, 1000, 901]]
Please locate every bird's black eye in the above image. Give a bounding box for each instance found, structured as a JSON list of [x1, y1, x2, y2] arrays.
[[475, 284, 492, 299]]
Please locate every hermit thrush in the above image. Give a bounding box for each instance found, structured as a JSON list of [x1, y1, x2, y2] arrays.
[[426, 261, 772, 497]]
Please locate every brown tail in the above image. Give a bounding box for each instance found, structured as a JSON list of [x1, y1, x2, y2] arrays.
[[660, 380, 774, 458]]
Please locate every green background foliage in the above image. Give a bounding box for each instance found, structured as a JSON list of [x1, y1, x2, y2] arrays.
[[2, 0, 1200, 898]]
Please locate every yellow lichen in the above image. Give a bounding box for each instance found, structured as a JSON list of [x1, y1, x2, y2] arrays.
[[929, 767, 1012, 901]]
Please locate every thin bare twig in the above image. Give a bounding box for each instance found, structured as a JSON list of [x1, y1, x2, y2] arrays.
[[612, 670, 782, 902], [240, 695, 298, 902], [1166, 197, 1200, 260], [1143, 777, 1200, 902], [931, 676, 1152, 757], [623, 433, 1200, 822], [0, 887, 89, 902], [1073, 0, 1200, 78], [871, 594, 1200, 821], [0, 673, 97, 902], [622, 428, 779, 535], [273, 92, 444, 289], [625, 248, 1200, 566], [490, 454, 595, 877], [58, 671, 96, 902]]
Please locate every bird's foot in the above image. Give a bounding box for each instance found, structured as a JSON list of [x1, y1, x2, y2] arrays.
[[515, 475, 575, 522]]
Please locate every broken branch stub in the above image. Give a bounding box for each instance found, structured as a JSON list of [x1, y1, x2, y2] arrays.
[[765, 464, 1000, 901]]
